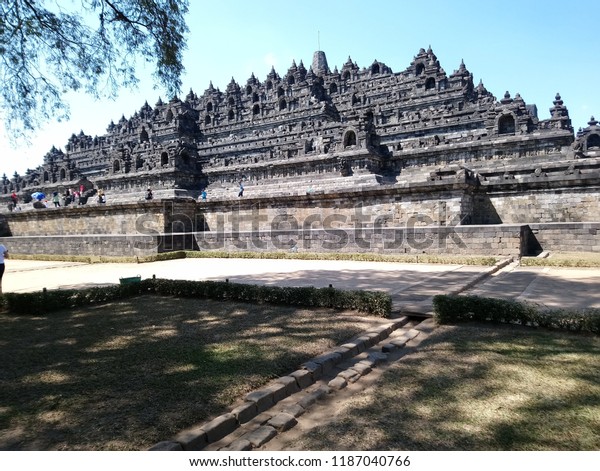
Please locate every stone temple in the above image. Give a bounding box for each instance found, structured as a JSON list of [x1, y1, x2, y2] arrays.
[[1, 48, 600, 257]]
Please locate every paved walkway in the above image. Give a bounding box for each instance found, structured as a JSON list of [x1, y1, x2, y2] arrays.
[[4, 257, 600, 314]]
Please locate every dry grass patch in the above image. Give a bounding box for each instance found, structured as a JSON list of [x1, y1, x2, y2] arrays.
[[294, 323, 600, 451], [0, 295, 378, 450]]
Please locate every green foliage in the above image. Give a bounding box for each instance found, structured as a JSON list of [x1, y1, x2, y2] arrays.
[[0, 0, 189, 137], [144, 278, 392, 317], [433, 294, 600, 334], [1, 278, 392, 317], [1, 284, 142, 315]]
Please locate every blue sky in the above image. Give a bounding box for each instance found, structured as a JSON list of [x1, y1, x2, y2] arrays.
[[1, 0, 598, 175]]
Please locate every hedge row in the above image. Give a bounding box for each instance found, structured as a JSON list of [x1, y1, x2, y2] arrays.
[[433, 294, 600, 334], [0, 278, 392, 317], [144, 278, 391, 317]]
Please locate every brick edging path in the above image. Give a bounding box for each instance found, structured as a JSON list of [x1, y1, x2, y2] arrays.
[[149, 316, 435, 451]]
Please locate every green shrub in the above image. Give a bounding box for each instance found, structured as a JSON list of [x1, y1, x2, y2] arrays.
[[1, 278, 391, 317], [145, 278, 392, 317], [433, 294, 600, 334]]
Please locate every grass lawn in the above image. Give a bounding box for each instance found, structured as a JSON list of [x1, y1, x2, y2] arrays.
[[2, 295, 599, 451], [293, 323, 600, 451], [0, 295, 377, 450]]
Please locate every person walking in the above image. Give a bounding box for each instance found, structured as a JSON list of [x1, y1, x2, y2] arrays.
[[0, 243, 8, 295], [238, 181, 244, 197]]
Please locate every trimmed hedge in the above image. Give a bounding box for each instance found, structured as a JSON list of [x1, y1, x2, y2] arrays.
[[433, 294, 600, 334], [0, 278, 392, 318], [143, 278, 391, 317]]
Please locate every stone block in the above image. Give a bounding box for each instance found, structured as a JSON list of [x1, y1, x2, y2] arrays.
[[390, 337, 408, 348], [338, 368, 361, 383], [264, 382, 289, 403], [312, 352, 342, 374], [243, 425, 278, 448], [340, 342, 360, 357], [328, 376, 348, 390], [204, 413, 238, 443], [231, 401, 258, 424], [368, 352, 388, 365], [350, 362, 372, 376], [282, 403, 306, 418], [275, 375, 301, 395], [301, 361, 323, 380], [268, 412, 298, 432], [174, 425, 209, 451], [245, 389, 275, 413], [289, 368, 314, 389], [331, 346, 354, 361]]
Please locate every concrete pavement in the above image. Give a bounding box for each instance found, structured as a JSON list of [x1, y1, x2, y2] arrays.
[[3, 256, 600, 314]]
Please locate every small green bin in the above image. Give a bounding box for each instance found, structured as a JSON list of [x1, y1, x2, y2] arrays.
[[119, 276, 142, 285]]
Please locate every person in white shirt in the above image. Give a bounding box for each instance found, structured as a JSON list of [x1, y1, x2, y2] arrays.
[[0, 244, 8, 294]]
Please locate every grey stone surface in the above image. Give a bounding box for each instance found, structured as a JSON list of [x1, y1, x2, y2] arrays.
[[311, 352, 342, 374], [267, 413, 298, 432], [338, 369, 361, 383], [264, 382, 289, 404], [289, 369, 314, 389], [275, 375, 302, 395], [174, 425, 208, 451], [350, 362, 372, 376], [203, 413, 238, 443], [244, 426, 278, 448], [368, 352, 388, 365], [282, 403, 306, 418], [245, 389, 276, 413], [231, 402, 259, 424], [301, 361, 323, 380], [328, 376, 348, 391]]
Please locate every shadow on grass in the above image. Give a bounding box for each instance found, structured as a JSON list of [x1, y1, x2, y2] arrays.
[[0, 295, 374, 450], [296, 323, 600, 451]]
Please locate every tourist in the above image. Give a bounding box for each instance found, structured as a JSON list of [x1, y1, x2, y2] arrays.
[[146, 188, 153, 200], [52, 192, 61, 207], [200, 189, 207, 201], [10, 191, 18, 206], [0, 243, 7, 294], [63, 189, 71, 206], [97, 190, 106, 204], [238, 181, 244, 197]]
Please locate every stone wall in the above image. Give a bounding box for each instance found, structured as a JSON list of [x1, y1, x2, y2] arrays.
[[200, 182, 474, 233], [472, 173, 600, 224], [527, 223, 600, 254], [2, 199, 198, 237], [194, 224, 527, 257]]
